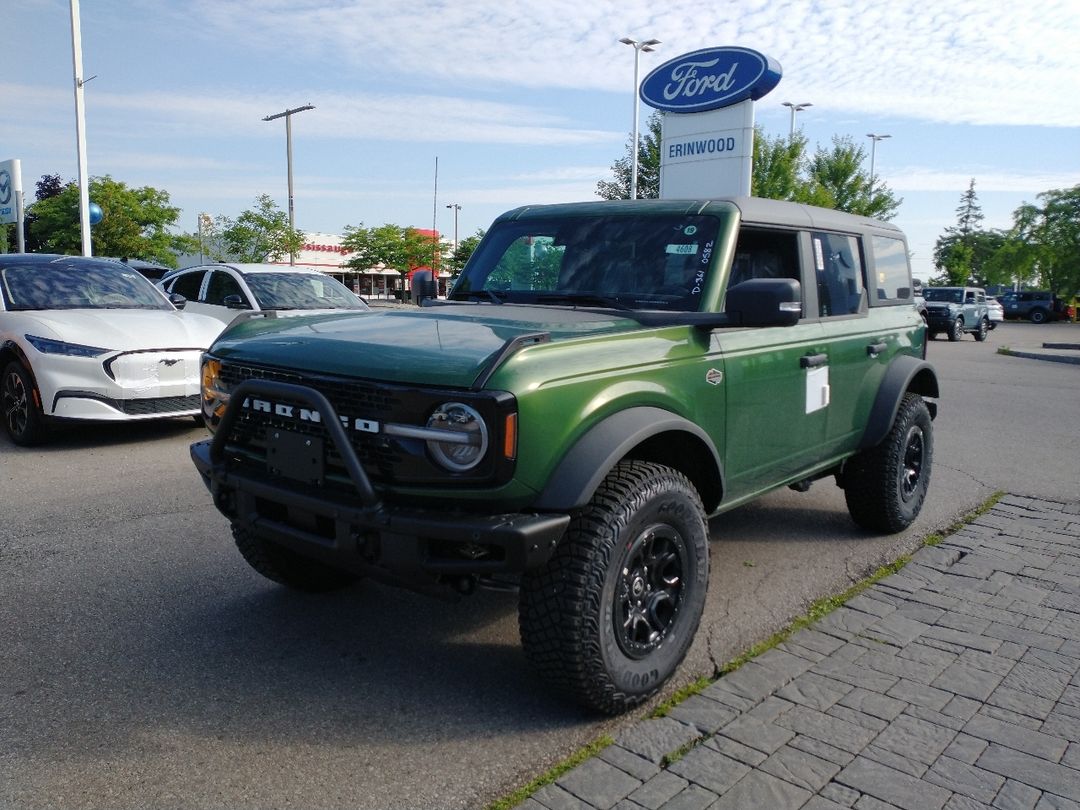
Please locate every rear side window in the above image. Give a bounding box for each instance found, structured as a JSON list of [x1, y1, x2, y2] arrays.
[[813, 233, 865, 317], [869, 236, 912, 304]]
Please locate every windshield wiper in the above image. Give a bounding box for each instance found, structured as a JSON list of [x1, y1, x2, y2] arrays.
[[458, 290, 504, 305], [534, 292, 633, 311]]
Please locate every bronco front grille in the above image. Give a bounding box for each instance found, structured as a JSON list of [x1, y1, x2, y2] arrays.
[[216, 361, 514, 491]]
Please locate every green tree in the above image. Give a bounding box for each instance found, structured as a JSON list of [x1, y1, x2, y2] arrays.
[[596, 111, 663, 200], [933, 180, 1005, 285], [23, 175, 193, 264], [991, 185, 1080, 296], [751, 128, 808, 201], [807, 136, 901, 219], [208, 194, 304, 262], [447, 229, 485, 275], [341, 223, 443, 281]]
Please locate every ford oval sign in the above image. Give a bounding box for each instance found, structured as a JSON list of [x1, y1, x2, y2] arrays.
[[640, 47, 782, 113]]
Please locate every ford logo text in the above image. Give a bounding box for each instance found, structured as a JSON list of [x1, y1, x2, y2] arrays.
[[640, 47, 782, 113]]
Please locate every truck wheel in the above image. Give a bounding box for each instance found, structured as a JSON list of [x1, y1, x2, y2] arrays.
[[843, 393, 933, 534], [973, 318, 989, 342], [927, 330, 939, 341], [2, 360, 48, 446], [1029, 308, 1048, 324], [232, 524, 358, 592], [947, 317, 964, 341], [519, 460, 709, 715]]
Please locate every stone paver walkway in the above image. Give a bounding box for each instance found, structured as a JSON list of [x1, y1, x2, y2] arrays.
[[523, 495, 1080, 810]]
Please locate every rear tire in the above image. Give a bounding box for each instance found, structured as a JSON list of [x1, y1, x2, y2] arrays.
[[519, 461, 709, 714], [232, 524, 358, 592], [2, 360, 48, 446], [843, 393, 933, 534]]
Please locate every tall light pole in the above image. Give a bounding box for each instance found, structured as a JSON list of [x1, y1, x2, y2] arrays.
[[866, 133, 892, 195], [263, 104, 314, 264], [781, 101, 812, 138], [69, 0, 92, 256], [445, 203, 461, 252], [619, 36, 660, 200]]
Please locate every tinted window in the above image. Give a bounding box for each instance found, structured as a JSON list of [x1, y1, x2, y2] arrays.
[[813, 233, 865, 317], [169, 270, 205, 300], [869, 235, 911, 304], [204, 270, 246, 306]]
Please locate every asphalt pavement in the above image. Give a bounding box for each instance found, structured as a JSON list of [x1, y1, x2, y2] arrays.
[[520, 494, 1080, 810]]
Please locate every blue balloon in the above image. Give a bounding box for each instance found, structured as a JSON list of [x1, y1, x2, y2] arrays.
[[88, 202, 103, 225]]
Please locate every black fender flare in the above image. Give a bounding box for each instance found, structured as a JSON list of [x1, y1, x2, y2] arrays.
[[533, 406, 724, 512], [858, 355, 939, 451]]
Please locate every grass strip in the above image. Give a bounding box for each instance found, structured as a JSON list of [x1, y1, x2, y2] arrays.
[[485, 735, 614, 810]]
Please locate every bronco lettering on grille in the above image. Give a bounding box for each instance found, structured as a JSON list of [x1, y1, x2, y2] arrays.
[[242, 397, 380, 434]]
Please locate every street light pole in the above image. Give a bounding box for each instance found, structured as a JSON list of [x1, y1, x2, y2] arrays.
[[445, 203, 461, 252], [263, 104, 315, 264], [866, 132, 892, 195], [781, 101, 813, 138], [69, 0, 92, 256], [619, 37, 660, 200]]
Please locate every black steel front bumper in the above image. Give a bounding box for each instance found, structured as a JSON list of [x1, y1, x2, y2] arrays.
[[191, 379, 569, 589]]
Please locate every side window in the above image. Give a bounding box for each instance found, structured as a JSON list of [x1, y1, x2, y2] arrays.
[[869, 235, 911, 304], [728, 228, 799, 288], [169, 270, 204, 301], [204, 270, 246, 306], [813, 232, 865, 317]]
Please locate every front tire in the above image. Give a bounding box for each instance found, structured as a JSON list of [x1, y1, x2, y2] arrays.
[[973, 318, 989, 342], [232, 524, 358, 592], [2, 361, 48, 446], [519, 461, 709, 714], [843, 393, 933, 534], [948, 317, 964, 341], [1030, 308, 1048, 324]]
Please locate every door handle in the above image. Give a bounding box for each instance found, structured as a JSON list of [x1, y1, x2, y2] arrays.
[[800, 353, 828, 369], [866, 342, 887, 357]]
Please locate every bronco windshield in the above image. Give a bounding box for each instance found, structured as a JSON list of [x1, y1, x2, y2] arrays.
[[923, 288, 963, 303], [450, 214, 722, 312]]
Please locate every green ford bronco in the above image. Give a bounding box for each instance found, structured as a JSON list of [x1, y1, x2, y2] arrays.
[[192, 197, 938, 714]]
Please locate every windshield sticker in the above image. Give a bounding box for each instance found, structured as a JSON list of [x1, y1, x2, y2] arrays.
[[701, 239, 714, 266], [683, 225, 698, 235], [813, 237, 825, 271], [666, 243, 698, 255]]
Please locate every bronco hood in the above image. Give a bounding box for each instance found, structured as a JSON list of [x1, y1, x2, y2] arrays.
[[208, 304, 641, 387]]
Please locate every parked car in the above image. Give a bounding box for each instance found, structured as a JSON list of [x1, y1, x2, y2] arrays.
[[986, 296, 1004, 329], [158, 263, 368, 328], [0, 254, 223, 446], [99, 256, 173, 280], [1000, 290, 1067, 324], [922, 286, 990, 341]]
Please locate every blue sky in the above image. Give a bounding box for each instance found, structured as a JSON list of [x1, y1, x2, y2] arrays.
[[7, 0, 1080, 279]]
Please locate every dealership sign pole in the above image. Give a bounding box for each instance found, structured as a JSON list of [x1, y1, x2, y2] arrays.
[[0, 158, 25, 252], [639, 46, 782, 198]]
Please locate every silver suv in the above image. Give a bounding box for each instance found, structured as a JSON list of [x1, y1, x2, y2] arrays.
[[923, 286, 990, 341]]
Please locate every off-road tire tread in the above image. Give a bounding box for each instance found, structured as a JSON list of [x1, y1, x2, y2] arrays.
[[843, 393, 933, 534], [518, 460, 707, 714]]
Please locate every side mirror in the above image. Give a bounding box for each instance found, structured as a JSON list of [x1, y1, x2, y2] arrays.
[[168, 292, 187, 310], [412, 269, 437, 306], [724, 278, 802, 327], [224, 294, 250, 310]]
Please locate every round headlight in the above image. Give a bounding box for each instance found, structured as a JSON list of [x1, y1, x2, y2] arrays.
[[426, 402, 488, 472]]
